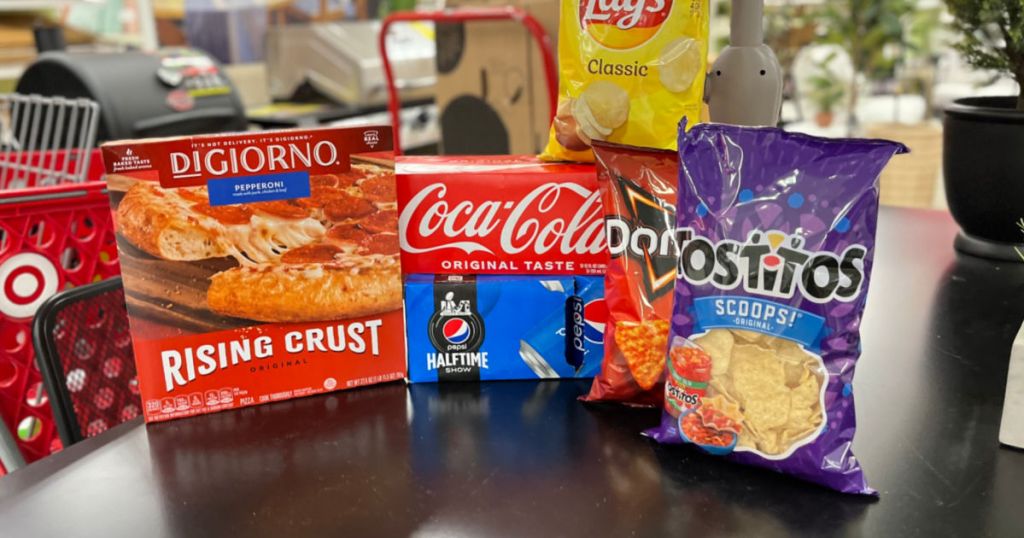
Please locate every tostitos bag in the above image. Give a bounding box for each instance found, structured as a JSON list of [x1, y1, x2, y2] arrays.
[[541, 0, 710, 163], [644, 123, 906, 494]]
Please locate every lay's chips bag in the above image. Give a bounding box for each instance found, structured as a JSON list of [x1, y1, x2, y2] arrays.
[[644, 123, 907, 494], [541, 0, 710, 163]]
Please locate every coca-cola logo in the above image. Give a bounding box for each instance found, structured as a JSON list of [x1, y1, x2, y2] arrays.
[[579, 0, 672, 49], [398, 182, 606, 257]]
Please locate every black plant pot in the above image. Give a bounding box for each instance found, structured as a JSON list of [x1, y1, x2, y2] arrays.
[[944, 96, 1024, 261]]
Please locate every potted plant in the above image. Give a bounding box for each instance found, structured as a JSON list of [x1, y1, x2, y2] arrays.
[[819, 0, 916, 133], [944, 1, 1024, 259], [806, 52, 847, 127]]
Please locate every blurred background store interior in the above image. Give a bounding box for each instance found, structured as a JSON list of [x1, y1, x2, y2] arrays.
[[1, 0, 1015, 211]]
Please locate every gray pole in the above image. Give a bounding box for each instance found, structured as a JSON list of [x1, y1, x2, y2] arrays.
[[730, 0, 764, 47]]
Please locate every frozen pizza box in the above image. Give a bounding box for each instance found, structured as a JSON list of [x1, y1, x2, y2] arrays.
[[101, 127, 406, 423]]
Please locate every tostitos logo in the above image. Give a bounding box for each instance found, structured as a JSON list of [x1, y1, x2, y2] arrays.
[[676, 228, 868, 304], [579, 0, 673, 50], [442, 318, 472, 345]]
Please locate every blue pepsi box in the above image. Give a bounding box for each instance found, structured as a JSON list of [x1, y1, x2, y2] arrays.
[[404, 275, 606, 382]]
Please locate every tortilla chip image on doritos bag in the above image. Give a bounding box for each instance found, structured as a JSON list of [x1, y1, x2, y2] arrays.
[[584, 142, 679, 407], [542, 0, 710, 162], [644, 123, 906, 494]]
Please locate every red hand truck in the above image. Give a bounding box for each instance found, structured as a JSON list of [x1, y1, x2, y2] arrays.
[[378, 6, 559, 155]]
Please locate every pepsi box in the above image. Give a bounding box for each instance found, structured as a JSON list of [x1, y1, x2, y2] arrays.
[[404, 274, 606, 383]]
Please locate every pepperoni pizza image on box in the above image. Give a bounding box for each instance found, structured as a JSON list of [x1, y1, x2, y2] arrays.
[[101, 127, 406, 422]]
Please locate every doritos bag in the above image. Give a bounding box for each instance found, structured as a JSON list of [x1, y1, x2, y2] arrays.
[[541, 0, 710, 163], [644, 123, 906, 494], [584, 141, 678, 406]]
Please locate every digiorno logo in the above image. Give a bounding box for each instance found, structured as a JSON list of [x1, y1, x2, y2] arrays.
[[579, 0, 672, 49], [676, 228, 868, 304], [169, 139, 340, 181]]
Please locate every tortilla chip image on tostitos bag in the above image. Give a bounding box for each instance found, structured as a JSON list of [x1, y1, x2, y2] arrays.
[[644, 123, 906, 495], [542, 0, 710, 163], [584, 141, 679, 407]]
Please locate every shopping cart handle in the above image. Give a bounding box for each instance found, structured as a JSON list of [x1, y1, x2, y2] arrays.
[[379, 7, 558, 155]]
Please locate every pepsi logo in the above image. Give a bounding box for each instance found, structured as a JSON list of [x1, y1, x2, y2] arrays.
[[442, 318, 472, 345], [582, 299, 608, 344]]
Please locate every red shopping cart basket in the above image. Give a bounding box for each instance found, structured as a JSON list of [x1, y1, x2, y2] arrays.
[[0, 181, 118, 471], [0, 94, 113, 473], [0, 94, 102, 190]]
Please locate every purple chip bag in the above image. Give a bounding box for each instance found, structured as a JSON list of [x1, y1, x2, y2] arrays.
[[644, 123, 906, 495]]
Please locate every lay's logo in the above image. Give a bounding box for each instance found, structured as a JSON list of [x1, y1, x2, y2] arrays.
[[579, 0, 673, 49]]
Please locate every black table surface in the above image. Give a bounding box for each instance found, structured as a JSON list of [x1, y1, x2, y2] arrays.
[[1, 207, 1023, 537]]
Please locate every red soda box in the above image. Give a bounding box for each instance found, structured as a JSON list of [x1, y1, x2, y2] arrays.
[[396, 156, 607, 276]]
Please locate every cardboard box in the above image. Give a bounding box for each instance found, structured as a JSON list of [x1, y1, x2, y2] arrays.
[[101, 127, 406, 422], [434, 0, 557, 155]]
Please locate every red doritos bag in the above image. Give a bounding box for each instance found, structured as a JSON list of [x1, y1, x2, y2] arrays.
[[584, 142, 679, 406]]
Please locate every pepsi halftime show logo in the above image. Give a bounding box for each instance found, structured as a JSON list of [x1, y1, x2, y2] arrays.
[[427, 290, 485, 354]]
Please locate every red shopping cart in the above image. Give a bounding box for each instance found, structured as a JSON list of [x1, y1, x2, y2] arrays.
[[0, 94, 116, 473]]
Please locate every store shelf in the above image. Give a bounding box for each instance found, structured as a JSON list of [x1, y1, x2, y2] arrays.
[[0, 0, 94, 11]]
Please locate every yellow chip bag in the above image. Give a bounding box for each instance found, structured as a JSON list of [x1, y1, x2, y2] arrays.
[[541, 0, 711, 162]]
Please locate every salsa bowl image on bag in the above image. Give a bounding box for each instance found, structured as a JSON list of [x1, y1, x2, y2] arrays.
[[101, 127, 407, 423], [644, 122, 906, 494]]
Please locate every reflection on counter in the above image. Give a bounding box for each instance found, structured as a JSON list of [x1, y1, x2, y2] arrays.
[[409, 381, 592, 475], [405, 379, 871, 536], [144, 381, 414, 536]]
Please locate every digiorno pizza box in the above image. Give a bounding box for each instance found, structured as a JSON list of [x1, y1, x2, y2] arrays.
[[101, 127, 406, 422]]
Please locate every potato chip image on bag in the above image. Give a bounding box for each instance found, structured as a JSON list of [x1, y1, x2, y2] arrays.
[[584, 142, 678, 407], [542, 0, 710, 163], [644, 123, 906, 495]]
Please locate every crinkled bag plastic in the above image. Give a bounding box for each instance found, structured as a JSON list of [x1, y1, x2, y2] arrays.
[[584, 142, 678, 406], [644, 123, 906, 494]]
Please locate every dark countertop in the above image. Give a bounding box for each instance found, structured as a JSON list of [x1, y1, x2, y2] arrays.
[[1, 207, 1023, 537]]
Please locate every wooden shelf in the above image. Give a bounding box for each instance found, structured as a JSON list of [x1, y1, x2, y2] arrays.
[[0, 0, 92, 11]]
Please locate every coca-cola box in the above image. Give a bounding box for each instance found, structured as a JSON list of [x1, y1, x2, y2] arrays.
[[395, 156, 607, 275]]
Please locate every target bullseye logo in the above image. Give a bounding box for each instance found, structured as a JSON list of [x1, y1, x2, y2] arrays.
[[0, 253, 60, 319]]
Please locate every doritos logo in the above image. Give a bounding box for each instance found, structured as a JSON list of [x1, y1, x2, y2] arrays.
[[604, 175, 678, 299], [579, 0, 673, 49]]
